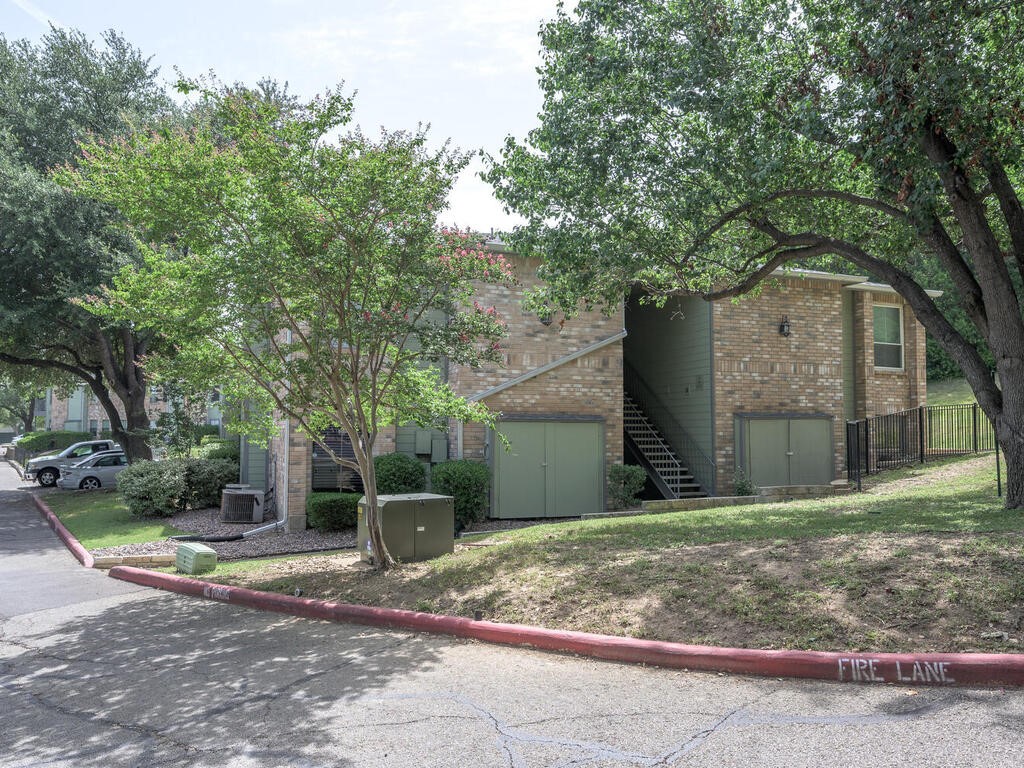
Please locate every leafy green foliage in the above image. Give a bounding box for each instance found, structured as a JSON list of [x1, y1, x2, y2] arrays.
[[183, 457, 240, 509], [65, 80, 514, 565], [374, 453, 426, 494], [733, 469, 759, 497], [195, 437, 240, 462], [431, 459, 490, 529], [607, 464, 647, 510], [487, 0, 1024, 504], [117, 456, 238, 517], [117, 460, 185, 518], [306, 492, 361, 531], [0, 29, 172, 460], [17, 430, 92, 454], [194, 425, 221, 441]]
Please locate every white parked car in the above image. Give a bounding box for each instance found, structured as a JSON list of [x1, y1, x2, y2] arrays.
[[56, 450, 129, 490]]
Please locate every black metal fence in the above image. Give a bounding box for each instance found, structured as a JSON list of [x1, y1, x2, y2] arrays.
[[846, 403, 996, 486]]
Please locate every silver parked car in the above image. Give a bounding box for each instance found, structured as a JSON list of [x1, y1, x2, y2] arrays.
[[25, 439, 119, 486], [56, 450, 129, 490]]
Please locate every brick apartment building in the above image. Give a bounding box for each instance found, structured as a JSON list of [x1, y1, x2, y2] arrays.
[[260, 245, 935, 531]]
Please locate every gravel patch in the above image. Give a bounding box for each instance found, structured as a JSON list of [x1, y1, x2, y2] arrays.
[[90, 507, 356, 561]]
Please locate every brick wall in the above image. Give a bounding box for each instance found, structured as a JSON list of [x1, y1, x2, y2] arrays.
[[273, 419, 397, 531], [449, 253, 625, 494], [711, 277, 848, 492], [852, 290, 927, 417]]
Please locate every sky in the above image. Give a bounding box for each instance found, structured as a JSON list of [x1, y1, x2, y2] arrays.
[[2, 0, 564, 232]]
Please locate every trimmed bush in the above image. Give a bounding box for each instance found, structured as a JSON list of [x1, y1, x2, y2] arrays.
[[18, 430, 92, 454], [196, 437, 240, 461], [117, 460, 185, 518], [431, 460, 490, 531], [184, 457, 240, 509], [306, 492, 361, 531], [374, 452, 426, 494], [117, 456, 239, 517], [194, 424, 222, 441], [608, 464, 647, 510]]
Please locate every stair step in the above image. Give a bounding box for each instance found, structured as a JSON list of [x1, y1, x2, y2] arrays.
[[625, 393, 707, 500]]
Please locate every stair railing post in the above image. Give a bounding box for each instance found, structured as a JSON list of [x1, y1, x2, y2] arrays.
[[918, 405, 925, 464], [972, 403, 979, 453]]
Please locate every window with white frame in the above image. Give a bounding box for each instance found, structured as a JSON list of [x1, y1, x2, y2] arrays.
[[873, 305, 903, 369]]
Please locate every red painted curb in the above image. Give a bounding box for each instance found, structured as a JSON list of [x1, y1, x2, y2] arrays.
[[32, 494, 95, 569], [109, 565, 1024, 688]]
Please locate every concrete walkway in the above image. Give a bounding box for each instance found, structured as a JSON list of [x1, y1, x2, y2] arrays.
[[2, 460, 1024, 767]]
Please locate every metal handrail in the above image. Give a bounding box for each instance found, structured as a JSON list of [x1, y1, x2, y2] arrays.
[[623, 361, 717, 494]]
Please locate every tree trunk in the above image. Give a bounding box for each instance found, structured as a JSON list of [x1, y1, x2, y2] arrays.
[[994, 360, 1024, 509], [19, 396, 35, 433], [999, 428, 1024, 509], [86, 377, 153, 462], [355, 440, 397, 569]]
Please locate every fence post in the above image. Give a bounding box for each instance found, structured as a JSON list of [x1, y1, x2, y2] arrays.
[[972, 403, 979, 453], [918, 405, 925, 464], [996, 439, 1002, 497]]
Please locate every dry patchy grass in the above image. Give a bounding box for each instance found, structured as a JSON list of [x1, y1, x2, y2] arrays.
[[200, 455, 1024, 653]]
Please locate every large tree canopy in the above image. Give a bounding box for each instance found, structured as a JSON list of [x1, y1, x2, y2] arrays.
[[487, 0, 1024, 505], [64, 83, 511, 568], [0, 28, 172, 459]]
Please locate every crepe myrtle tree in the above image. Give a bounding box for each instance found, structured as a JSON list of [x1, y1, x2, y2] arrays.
[[62, 82, 512, 568], [487, 0, 1024, 506]]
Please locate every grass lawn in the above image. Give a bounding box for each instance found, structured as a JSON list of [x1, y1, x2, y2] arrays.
[[42, 490, 186, 550], [202, 454, 1024, 655], [927, 377, 977, 406]]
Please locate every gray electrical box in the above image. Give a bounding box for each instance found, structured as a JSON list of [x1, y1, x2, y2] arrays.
[[357, 493, 455, 564]]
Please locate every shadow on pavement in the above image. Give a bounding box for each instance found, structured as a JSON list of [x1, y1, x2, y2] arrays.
[[1, 588, 445, 767]]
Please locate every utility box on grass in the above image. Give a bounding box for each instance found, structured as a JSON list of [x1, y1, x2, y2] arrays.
[[357, 493, 455, 564], [176, 542, 218, 574]]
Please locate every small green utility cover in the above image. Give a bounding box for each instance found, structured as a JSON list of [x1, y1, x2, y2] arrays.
[[176, 542, 218, 574]]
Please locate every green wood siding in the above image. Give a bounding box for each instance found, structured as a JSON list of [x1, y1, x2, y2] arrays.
[[624, 295, 713, 458], [240, 438, 267, 489]]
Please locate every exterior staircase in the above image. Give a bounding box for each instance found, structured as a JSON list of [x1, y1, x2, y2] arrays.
[[623, 394, 708, 499]]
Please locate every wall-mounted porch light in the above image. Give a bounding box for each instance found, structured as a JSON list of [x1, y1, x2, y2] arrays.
[[779, 315, 791, 337]]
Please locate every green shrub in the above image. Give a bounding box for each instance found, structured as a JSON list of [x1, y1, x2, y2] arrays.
[[306, 492, 361, 531], [184, 457, 240, 509], [117, 457, 239, 517], [194, 424, 222, 441], [374, 452, 426, 494], [431, 460, 490, 530], [18, 430, 93, 454], [117, 460, 185, 518], [733, 469, 759, 496], [196, 437, 240, 461], [608, 464, 647, 510]]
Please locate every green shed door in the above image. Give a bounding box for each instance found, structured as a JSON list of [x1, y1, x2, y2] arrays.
[[493, 421, 603, 519], [741, 417, 834, 487], [494, 422, 547, 518], [789, 419, 835, 485], [746, 420, 791, 488]]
